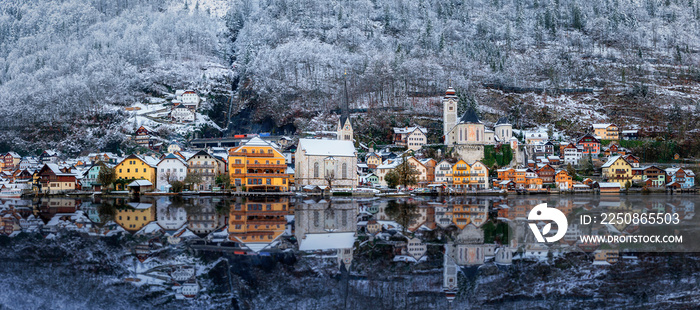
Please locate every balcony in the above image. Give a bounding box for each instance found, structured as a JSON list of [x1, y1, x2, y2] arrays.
[[230, 152, 274, 157], [455, 166, 468, 170], [230, 163, 245, 168], [246, 173, 289, 178], [247, 164, 286, 169], [190, 164, 216, 169]]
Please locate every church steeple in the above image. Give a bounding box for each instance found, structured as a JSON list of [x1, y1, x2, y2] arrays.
[[338, 70, 353, 141]]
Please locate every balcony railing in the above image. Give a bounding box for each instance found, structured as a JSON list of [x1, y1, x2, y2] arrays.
[[229, 152, 274, 157], [246, 173, 289, 178], [230, 163, 245, 168], [190, 164, 216, 169], [247, 164, 286, 169]]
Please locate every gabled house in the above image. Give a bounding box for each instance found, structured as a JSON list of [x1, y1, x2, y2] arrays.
[[592, 123, 619, 141], [555, 170, 573, 190], [434, 159, 454, 185], [563, 143, 583, 166], [665, 167, 695, 189], [114, 154, 159, 191], [393, 126, 428, 151], [601, 155, 633, 187], [365, 152, 381, 169], [576, 134, 600, 157], [157, 154, 189, 192], [469, 161, 489, 190], [171, 105, 196, 123], [3, 152, 21, 171], [37, 163, 79, 194], [40, 150, 59, 163], [632, 165, 666, 188], [536, 164, 556, 183]]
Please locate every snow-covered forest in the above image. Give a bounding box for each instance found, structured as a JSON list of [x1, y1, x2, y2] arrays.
[[1, 0, 700, 153]]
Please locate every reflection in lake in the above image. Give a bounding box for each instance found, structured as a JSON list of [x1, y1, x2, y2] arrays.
[[0, 194, 698, 307]]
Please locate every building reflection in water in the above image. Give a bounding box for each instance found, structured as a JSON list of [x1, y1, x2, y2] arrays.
[[228, 197, 292, 253], [295, 198, 357, 269]]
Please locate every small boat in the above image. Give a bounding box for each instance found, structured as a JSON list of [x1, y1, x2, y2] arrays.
[[0, 188, 22, 198]]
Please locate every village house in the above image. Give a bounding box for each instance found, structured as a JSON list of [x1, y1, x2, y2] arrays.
[[621, 129, 638, 140], [576, 134, 601, 157], [592, 123, 619, 141], [562, 143, 583, 166], [40, 150, 59, 163], [665, 167, 695, 189], [156, 154, 188, 192], [37, 163, 79, 194], [405, 237, 428, 261], [365, 152, 381, 169], [186, 150, 225, 191], [622, 154, 640, 168], [179, 90, 200, 110], [434, 159, 454, 185], [469, 161, 490, 190], [227, 137, 289, 191], [133, 126, 154, 148], [555, 170, 573, 190], [393, 126, 428, 151], [114, 154, 159, 191], [3, 152, 21, 171], [536, 164, 556, 184], [523, 131, 549, 145], [451, 160, 470, 190], [171, 105, 196, 123], [601, 155, 633, 187], [631, 165, 666, 188]]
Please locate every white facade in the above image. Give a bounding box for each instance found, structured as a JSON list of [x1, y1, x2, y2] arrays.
[[563, 144, 582, 166], [295, 139, 358, 188], [406, 129, 427, 150], [443, 88, 458, 145], [407, 237, 427, 260], [180, 91, 200, 109], [434, 160, 453, 184], [171, 106, 195, 123], [157, 154, 188, 192]]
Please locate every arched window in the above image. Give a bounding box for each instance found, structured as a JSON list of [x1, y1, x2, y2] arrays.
[[313, 162, 319, 178], [342, 163, 347, 179]]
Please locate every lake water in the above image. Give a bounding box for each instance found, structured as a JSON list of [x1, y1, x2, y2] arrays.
[[1, 193, 698, 309]]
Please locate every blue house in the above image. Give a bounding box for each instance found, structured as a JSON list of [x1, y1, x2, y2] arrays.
[[665, 167, 695, 189]]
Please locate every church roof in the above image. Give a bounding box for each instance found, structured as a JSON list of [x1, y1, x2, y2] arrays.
[[495, 117, 510, 125], [459, 108, 481, 124]]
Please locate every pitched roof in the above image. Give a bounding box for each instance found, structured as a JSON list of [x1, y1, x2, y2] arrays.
[[393, 126, 428, 134], [158, 153, 188, 166], [601, 155, 623, 168], [298, 139, 356, 157], [459, 107, 481, 124], [592, 123, 614, 129], [495, 117, 510, 125]]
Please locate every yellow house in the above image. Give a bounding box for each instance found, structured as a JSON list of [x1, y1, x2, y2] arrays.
[[114, 154, 159, 190], [601, 155, 633, 187], [228, 137, 289, 191], [452, 160, 470, 190], [115, 203, 156, 232], [366, 152, 382, 168], [592, 123, 619, 141]]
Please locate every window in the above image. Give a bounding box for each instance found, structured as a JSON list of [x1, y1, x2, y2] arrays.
[[342, 163, 347, 179], [314, 162, 319, 178]]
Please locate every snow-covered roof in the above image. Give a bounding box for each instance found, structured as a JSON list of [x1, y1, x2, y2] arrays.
[[392, 126, 427, 134], [298, 232, 356, 251], [128, 180, 153, 187], [298, 139, 356, 157], [592, 123, 614, 129], [598, 182, 621, 188], [158, 153, 188, 166], [601, 155, 622, 168]]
